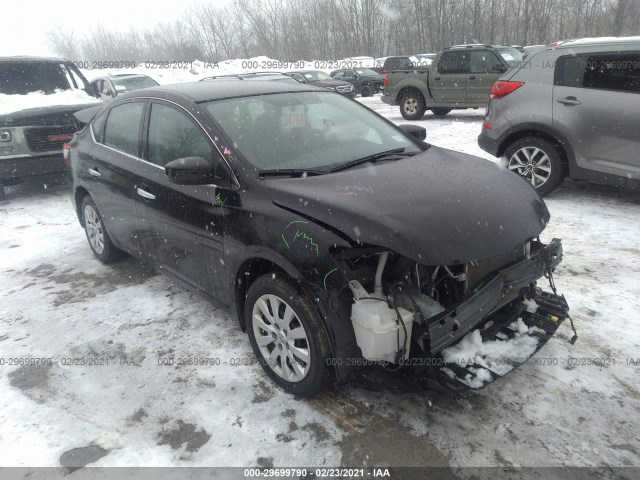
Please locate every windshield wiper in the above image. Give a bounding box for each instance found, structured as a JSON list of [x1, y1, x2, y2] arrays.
[[329, 148, 416, 173], [258, 168, 327, 178]]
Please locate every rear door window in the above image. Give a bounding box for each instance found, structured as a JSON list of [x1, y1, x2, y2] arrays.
[[558, 53, 640, 93], [438, 51, 470, 74], [103, 102, 144, 157]]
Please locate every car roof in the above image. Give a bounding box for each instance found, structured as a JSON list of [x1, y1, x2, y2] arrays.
[[200, 72, 293, 81], [116, 80, 323, 103], [556, 36, 640, 48], [108, 74, 153, 79], [0, 55, 70, 63]]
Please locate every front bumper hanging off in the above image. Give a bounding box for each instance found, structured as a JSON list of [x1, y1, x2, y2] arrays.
[[349, 239, 572, 392]]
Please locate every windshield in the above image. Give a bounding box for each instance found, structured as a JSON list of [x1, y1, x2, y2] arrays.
[[301, 71, 331, 81], [495, 47, 524, 66], [354, 68, 379, 76], [111, 75, 159, 91], [0, 62, 75, 95], [205, 91, 420, 172]]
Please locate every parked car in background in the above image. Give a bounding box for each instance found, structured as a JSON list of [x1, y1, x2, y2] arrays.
[[0, 56, 99, 199], [382, 44, 521, 120], [286, 70, 355, 96], [90, 74, 159, 101], [200, 72, 301, 84], [478, 37, 640, 195], [372, 55, 434, 73], [414, 53, 436, 66], [523, 45, 547, 58], [330, 67, 384, 96], [371, 56, 413, 74], [68, 80, 569, 396]]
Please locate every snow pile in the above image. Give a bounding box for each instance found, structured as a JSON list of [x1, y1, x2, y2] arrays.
[[0, 89, 97, 115], [522, 298, 539, 313], [441, 318, 546, 388]]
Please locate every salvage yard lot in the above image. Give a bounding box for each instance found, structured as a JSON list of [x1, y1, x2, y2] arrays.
[[1, 102, 639, 473]]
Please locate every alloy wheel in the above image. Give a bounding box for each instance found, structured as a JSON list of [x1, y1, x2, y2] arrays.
[[84, 205, 105, 254], [251, 294, 310, 382], [508, 146, 552, 188]]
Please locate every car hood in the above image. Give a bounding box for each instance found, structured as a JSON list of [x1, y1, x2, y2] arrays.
[[0, 103, 100, 127], [269, 146, 549, 265]]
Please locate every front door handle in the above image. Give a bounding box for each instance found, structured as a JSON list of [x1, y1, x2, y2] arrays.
[[434, 76, 441, 80], [136, 187, 156, 200], [88, 167, 101, 177], [557, 96, 581, 106], [469, 75, 476, 80]]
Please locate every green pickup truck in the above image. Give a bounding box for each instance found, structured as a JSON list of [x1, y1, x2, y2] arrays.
[[381, 45, 523, 120]]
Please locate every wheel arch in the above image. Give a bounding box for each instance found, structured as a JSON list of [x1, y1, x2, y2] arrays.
[[74, 186, 91, 226], [497, 124, 577, 175], [396, 85, 425, 104], [231, 251, 304, 332]]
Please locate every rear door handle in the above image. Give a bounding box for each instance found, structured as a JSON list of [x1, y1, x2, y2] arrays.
[[469, 75, 476, 80], [557, 97, 581, 106], [88, 167, 101, 177], [136, 187, 156, 200], [434, 76, 441, 80]]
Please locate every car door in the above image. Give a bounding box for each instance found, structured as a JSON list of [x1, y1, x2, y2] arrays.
[[135, 100, 231, 300], [467, 50, 504, 104], [88, 100, 145, 253], [433, 51, 470, 103], [553, 51, 640, 178]]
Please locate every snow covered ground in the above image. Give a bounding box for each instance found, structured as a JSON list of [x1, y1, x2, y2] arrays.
[[1, 93, 639, 475]]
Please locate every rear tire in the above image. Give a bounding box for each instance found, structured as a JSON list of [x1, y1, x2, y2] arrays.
[[431, 108, 452, 116], [81, 195, 122, 263], [0, 184, 5, 201], [245, 273, 333, 397], [504, 137, 565, 196], [400, 90, 426, 120]]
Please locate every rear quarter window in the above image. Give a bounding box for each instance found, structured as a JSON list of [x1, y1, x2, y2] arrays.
[[91, 110, 108, 143], [556, 52, 640, 93]]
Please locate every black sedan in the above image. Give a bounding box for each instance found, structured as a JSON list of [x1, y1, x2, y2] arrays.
[[286, 70, 355, 97], [69, 81, 571, 396]]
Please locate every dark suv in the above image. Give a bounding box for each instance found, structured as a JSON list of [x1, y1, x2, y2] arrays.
[[478, 37, 640, 195], [0, 56, 98, 199], [330, 68, 384, 97]]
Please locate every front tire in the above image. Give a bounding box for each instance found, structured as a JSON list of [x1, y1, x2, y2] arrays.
[[245, 274, 333, 397], [400, 90, 426, 120], [504, 137, 565, 196], [360, 84, 373, 97], [81, 195, 122, 263]]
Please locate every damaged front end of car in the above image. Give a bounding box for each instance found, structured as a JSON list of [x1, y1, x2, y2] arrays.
[[331, 238, 573, 391]]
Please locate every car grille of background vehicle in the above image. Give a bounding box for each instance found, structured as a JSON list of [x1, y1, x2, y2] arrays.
[[24, 126, 76, 152]]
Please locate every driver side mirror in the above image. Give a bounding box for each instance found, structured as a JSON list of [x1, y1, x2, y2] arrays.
[[165, 155, 228, 185], [398, 124, 427, 141], [493, 63, 508, 73]]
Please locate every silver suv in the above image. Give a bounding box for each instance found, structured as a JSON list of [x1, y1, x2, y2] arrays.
[[478, 37, 640, 195]]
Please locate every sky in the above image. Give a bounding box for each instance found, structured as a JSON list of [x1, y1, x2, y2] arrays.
[[1, 0, 229, 56]]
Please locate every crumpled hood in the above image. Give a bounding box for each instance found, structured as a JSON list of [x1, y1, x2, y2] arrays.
[[270, 146, 549, 265]]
